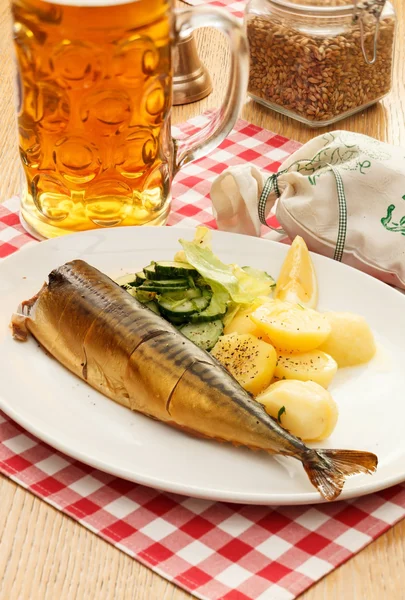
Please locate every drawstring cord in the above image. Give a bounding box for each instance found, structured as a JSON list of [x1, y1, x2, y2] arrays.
[[258, 165, 348, 262]]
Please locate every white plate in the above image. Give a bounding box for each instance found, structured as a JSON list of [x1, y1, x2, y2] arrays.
[[0, 227, 404, 505]]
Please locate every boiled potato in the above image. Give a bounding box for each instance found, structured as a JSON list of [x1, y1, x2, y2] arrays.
[[224, 308, 263, 337], [256, 380, 338, 441], [211, 333, 277, 395], [275, 350, 338, 389], [318, 312, 376, 367], [251, 301, 331, 353]]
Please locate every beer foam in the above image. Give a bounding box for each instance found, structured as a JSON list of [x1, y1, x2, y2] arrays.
[[44, 0, 138, 6]]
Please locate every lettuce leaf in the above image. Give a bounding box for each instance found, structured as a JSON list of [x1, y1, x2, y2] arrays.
[[180, 239, 239, 302], [232, 265, 275, 298], [201, 287, 230, 318], [174, 226, 212, 263], [179, 238, 274, 308], [222, 302, 241, 327]]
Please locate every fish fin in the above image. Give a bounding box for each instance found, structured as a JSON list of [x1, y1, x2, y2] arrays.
[[20, 283, 47, 315], [302, 449, 378, 502], [10, 313, 29, 341], [10, 283, 49, 342]]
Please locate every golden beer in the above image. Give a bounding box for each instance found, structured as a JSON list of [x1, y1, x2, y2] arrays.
[[12, 0, 173, 237], [11, 0, 249, 238]]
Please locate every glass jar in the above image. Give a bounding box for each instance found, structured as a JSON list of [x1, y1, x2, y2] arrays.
[[245, 0, 396, 126]]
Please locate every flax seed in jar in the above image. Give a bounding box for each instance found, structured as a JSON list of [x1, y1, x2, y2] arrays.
[[245, 0, 396, 126]]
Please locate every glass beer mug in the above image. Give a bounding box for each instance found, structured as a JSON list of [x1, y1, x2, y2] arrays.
[[11, 0, 248, 238]]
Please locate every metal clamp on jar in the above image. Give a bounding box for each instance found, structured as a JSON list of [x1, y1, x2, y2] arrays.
[[245, 0, 396, 126]]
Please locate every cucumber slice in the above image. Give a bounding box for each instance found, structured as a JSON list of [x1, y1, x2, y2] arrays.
[[158, 289, 212, 318], [155, 261, 197, 278], [159, 288, 203, 302], [143, 263, 160, 280], [242, 266, 276, 287], [123, 287, 137, 298], [144, 300, 160, 315], [115, 273, 137, 287], [140, 278, 189, 292], [190, 305, 226, 323], [164, 314, 188, 326], [135, 271, 147, 286], [179, 320, 224, 351], [133, 289, 157, 303]]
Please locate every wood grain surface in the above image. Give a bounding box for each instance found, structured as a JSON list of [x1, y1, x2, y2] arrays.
[[0, 0, 404, 598]]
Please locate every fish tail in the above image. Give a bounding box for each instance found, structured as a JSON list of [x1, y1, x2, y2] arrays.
[[302, 449, 378, 501]]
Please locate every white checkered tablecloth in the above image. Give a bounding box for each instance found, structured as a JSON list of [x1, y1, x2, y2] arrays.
[[1, 113, 405, 600]]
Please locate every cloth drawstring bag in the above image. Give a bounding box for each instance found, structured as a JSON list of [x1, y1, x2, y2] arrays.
[[210, 130, 405, 289]]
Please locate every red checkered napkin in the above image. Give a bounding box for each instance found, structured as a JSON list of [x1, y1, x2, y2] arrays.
[[170, 113, 298, 237], [2, 414, 405, 600], [0, 205, 37, 258], [1, 115, 405, 600], [183, 0, 246, 19]]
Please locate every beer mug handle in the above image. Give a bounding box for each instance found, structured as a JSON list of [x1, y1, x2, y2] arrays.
[[173, 8, 249, 172]]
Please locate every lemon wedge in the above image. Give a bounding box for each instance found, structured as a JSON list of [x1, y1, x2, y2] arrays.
[[275, 236, 318, 309]]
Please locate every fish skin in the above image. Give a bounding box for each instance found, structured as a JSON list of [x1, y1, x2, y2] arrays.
[[11, 260, 378, 501]]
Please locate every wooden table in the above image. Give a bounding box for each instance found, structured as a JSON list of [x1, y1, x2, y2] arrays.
[[0, 1, 404, 598]]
